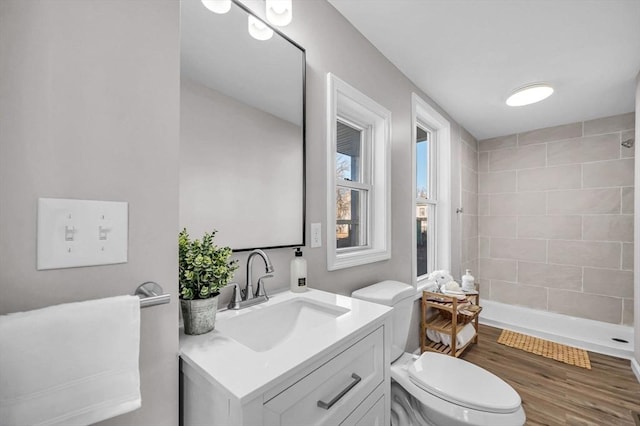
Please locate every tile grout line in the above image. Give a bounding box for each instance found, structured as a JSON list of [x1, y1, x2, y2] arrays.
[[619, 131, 623, 159]]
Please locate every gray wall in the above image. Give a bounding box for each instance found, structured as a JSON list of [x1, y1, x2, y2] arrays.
[[635, 72, 639, 365], [234, 0, 472, 299], [478, 113, 635, 325], [0, 1, 180, 425], [1, 1, 479, 424]]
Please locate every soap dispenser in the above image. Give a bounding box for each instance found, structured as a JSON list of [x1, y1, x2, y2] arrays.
[[290, 248, 308, 292], [462, 269, 475, 292]]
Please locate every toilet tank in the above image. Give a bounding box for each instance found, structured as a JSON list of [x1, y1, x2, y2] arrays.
[[351, 281, 416, 361]]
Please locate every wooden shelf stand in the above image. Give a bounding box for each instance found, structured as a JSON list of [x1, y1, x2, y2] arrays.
[[420, 288, 481, 358]]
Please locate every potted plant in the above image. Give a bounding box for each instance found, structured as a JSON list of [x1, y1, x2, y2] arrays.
[[178, 228, 238, 335]]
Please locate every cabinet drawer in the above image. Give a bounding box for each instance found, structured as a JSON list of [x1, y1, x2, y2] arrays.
[[263, 327, 384, 426], [340, 385, 386, 426], [352, 396, 385, 426]]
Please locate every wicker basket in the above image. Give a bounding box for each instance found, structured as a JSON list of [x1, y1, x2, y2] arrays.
[[438, 304, 481, 324]]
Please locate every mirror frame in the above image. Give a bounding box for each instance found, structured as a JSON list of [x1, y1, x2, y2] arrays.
[[184, 0, 307, 252]]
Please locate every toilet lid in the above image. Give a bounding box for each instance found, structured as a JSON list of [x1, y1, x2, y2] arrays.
[[408, 352, 521, 414]]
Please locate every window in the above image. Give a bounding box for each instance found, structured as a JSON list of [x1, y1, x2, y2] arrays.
[[327, 73, 391, 271], [336, 120, 369, 249], [412, 94, 451, 284], [416, 125, 435, 277]]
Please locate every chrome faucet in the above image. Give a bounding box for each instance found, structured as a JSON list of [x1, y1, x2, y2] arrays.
[[228, 249, 274, 310], [245, 249, 274, 299]]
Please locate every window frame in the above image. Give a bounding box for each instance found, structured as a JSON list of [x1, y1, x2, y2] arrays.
[[411, 93, 451, 286], [327, 73, 391, 271]]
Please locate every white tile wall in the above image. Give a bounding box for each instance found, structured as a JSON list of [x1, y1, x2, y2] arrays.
[[460, 131, 479, 280], [518, 122, 582, 145], [517, 215, 582, 240], [491, 238, 547, 262], [547, 188, 620, 214], [490, 280, 548, 310], [547, 134, 620, 165], [477, 112, 635, 324], [583, 268, 633, 298], [490, 192, 547, 216], [547, 289, 623, 323], [478, 170, 517, 193], [517, 164, 582, 191], [479, 216, 517, 238], [489, 145, 546, 171], [517, 261, 583, 290]]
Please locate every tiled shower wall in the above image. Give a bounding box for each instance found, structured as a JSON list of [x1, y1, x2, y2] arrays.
[[477, 112, 635, 325], [460, 128, 479, 279]]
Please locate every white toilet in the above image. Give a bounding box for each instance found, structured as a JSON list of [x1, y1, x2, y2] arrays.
[[352, 280, 525, 426]]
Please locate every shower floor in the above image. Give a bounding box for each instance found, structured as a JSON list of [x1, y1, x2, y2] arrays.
[[479, 299, 634, 360]]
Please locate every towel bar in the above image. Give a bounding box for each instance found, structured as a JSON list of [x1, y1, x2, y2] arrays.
[[135, 281, 171, 308]]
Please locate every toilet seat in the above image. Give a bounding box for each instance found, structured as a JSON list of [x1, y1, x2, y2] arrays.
[[408, 352, 521, 414], [390, 353, 526, 426]]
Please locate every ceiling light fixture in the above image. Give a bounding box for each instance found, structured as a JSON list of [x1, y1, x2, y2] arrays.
[[506, 83, 554, 107], [248, 15, 273, 41], [265, 0, 292, 27], [201, 0, 231, 14]]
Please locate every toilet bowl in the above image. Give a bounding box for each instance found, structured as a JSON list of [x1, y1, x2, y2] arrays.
[[391, 352, 525, 425], [352, 280, 526, 426]]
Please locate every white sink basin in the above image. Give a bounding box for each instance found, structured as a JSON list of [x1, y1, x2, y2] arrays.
[[216, 298, 350, 352]]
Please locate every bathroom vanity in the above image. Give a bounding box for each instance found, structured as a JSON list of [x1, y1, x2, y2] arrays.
[[179, 289, 392, 425]]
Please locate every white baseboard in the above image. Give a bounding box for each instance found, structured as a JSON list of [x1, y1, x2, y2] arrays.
[[632, 357, 640, 384]]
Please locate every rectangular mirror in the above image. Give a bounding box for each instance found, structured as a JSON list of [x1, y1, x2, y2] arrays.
[[180, 0, 305, 250]]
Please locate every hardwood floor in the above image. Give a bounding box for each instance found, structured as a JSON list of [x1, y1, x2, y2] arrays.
[[460, 325, 640, 426]]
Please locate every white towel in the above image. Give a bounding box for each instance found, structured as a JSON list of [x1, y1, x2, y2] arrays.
[[438, 324, 476, 349], [0, 295, 141, 426], [457, 323, 477, 348], [440, 332, 452, 347], [426, 329, 441, 343]]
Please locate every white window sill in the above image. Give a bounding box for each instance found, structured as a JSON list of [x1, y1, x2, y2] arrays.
[[328, 248, 391, 271], [413, 279, 434, 300]]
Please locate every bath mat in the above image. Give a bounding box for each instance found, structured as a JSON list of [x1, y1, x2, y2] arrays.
[[497, 329, 591, 370]]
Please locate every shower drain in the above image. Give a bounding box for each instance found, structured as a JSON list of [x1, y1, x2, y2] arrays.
[[611, 337, 629, 343]]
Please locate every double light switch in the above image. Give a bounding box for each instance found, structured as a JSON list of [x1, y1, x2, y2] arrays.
[[37, 198, 128, 270]]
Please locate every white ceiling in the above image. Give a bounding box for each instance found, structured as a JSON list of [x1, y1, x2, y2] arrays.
[[328, 0, 640, 140]]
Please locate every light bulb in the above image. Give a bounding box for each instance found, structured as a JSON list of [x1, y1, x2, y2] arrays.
[[266, 0, 292, 26], [201, 0, 231, 14], [248, 15, 273, 41], [506, 83, 554, 107]]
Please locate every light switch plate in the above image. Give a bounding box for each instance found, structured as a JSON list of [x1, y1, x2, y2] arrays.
[[310, 223, 322, 248], [37, 198, 128, 270]]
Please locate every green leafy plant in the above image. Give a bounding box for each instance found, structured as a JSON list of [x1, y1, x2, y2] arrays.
[[178, 229, 239, 300]]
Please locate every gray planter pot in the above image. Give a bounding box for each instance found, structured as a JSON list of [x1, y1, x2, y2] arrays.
[[181, 295, 219, 335]]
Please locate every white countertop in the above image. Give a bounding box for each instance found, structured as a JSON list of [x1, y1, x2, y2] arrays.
[[179, 288, 391, 403]]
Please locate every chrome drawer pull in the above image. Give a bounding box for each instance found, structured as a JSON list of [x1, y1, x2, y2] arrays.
[[317, 373, 362, 410]]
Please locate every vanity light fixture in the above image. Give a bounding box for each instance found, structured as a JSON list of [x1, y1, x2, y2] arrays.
[[506, 83, 554, 107], [248, 15, 274, 40], [201, 0, 231, 14], [265, 0, 292, 27]]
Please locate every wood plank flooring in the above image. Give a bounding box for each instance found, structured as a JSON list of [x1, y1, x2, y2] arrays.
[[460, 325, 640, 426]]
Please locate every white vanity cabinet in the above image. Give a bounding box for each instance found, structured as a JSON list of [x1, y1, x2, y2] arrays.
[[179, 290, 391, 426], [262, 327, 384, 425]]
